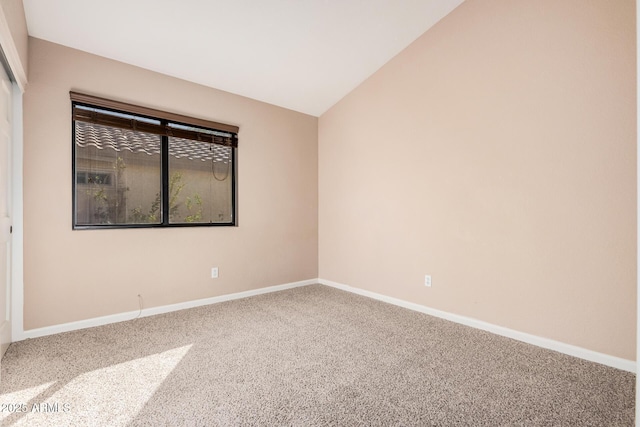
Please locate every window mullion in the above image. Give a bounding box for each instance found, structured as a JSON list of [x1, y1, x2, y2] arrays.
[[161, 122, 169, 225]]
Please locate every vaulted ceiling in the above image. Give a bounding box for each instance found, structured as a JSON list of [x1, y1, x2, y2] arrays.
[[23, 0, 464, 116]]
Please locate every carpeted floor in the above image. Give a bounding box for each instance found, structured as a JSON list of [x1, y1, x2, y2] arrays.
[[0, 284, 634, 426]]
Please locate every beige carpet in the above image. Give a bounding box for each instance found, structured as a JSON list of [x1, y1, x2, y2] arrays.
[[0, 284, 634, 426]]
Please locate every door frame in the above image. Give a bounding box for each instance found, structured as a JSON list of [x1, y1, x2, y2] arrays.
[[10, 82, 22, 342], [0, 5, 26, 347]]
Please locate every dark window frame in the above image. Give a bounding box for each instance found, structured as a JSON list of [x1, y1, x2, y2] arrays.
[[71, 92, 238, 230]]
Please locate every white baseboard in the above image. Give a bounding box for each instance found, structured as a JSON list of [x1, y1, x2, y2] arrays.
[[318, 279, 636, 373], [15, 277, 635, 373], [16, 279, 318, 341]]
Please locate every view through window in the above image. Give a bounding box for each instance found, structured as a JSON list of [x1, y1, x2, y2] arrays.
[[72, 93, 238, 228]]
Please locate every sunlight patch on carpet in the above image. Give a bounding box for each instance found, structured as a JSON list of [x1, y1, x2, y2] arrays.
[[11, 345, 192, 427]]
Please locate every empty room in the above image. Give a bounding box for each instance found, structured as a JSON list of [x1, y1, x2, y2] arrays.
[[0, 0, 636, 425]]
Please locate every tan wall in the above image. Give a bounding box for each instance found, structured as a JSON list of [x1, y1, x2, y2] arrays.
[[0, 0, 28, 75], [24, 38, 318, 330], [319, 0, 636, 360]]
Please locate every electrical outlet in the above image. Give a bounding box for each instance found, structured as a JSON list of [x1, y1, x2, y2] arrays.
[[424, 275, 432, 287], [211, 267, 219, 279]]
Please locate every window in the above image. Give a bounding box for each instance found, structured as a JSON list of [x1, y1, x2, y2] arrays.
[[71, 92, 238, 229]]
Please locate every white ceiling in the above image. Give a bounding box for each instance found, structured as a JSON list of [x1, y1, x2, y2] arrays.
[[23, 0, 464, 116]]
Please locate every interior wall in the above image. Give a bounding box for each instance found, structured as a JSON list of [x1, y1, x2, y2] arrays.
[[23, 37, 318, 330], [319, 0, 636, 360]]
